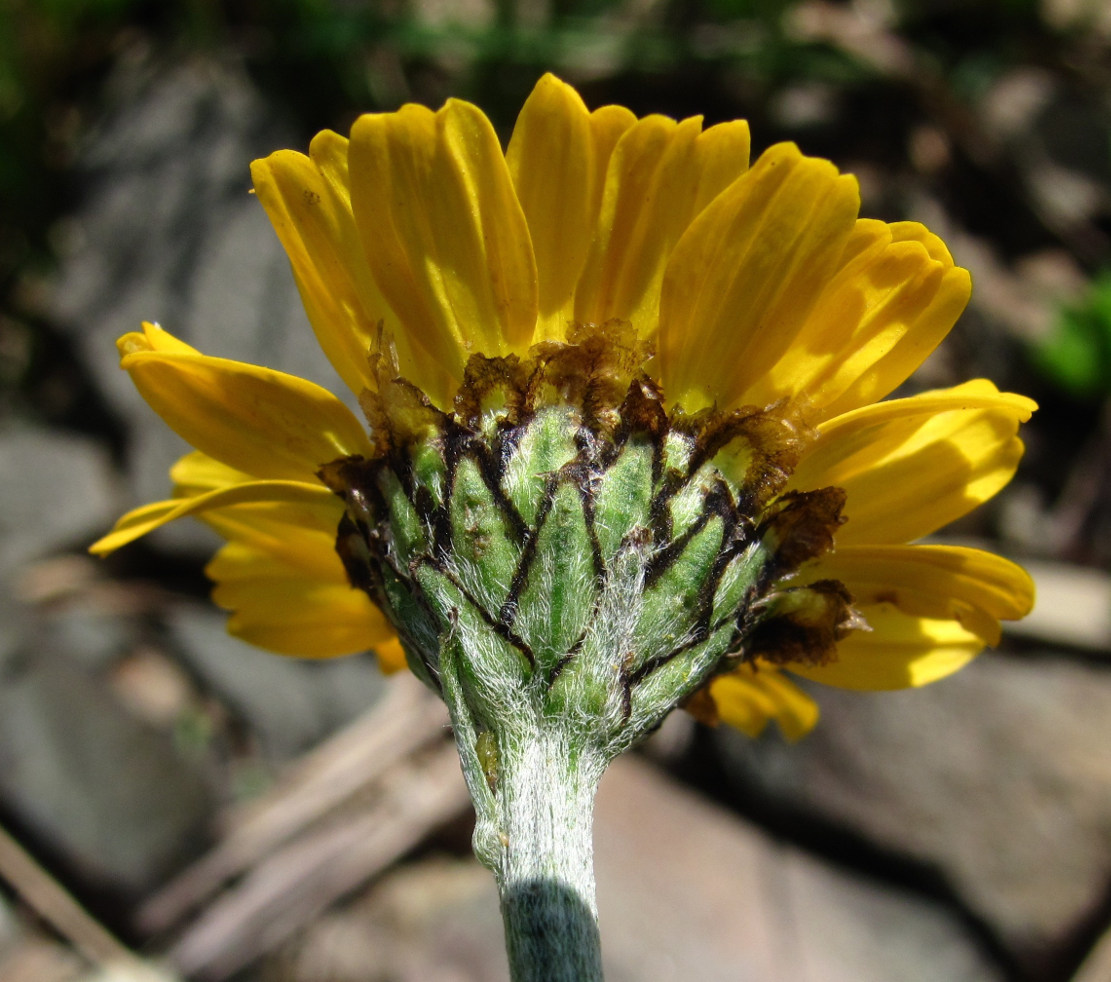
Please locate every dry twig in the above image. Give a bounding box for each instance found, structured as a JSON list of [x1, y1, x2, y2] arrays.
[[136, 674, 468, 981], [0, 823, 171, 981]]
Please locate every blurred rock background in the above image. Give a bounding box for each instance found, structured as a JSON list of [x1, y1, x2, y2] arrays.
[[2, 0, 1111, 980]]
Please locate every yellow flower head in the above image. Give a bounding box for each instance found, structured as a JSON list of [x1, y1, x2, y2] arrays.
[[92, 74, 1035, 742]]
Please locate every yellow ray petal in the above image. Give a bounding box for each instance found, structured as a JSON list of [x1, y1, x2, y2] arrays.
[[117, 321, 200, 356], [373, 637, 409, 674], [440, 99, 539, 349], [790, 380, 1036, 545], [89, 479, 335, 555], [252, 132, 440, 398], [169, 450, 252, 494], [739, 220, 971, 417], [690, 118, 754, 215], [165, 450, 346, 576], [200, 506, 347, 580], [659, 142, 860, 412], [574, 114, 679, 329], [816, 223, 972, 420], [587, 103, 637, 208], [348, 99, 537, 400], [506, 74, 596, 337], [545, 100, 636, 341], [707, 663, 819, 741], [574, 113, 751, 338], [207, 541, 395, 659], [120, 326, 373, 481], [251, 138, 387, 396], [807, 544, 1035, 646], [789, 602, 985, 690]]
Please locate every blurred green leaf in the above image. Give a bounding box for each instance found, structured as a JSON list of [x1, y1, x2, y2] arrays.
[[1033, 271, 1111, 399]]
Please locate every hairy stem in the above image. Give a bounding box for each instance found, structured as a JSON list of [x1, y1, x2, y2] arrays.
[[492, 726, 605, 982]]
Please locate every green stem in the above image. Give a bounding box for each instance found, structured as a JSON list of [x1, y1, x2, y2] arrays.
[[493, 727, 605, 982], [437, 637, 607, 980]]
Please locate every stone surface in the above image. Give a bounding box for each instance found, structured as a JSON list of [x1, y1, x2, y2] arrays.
[[0, 576, 32, 673], [165, 604, 387, 760], [269, 859, 507, 982], [47, 54, 347, 553], [0, 423, 116, 576], [1072, 922, 1111, 982], [0, 648, 212, 895], [33, 600, 134, 672], [52, 54, 333, 388], [708, 648, 1111, 971], [595, 756, 1002, 982], [1009, 559, 1111, 651]]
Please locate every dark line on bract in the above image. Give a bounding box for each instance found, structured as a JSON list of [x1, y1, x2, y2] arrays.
[[499, 472, 559, 627], [643, 509, 712, 589], [419, 557, 537, 669], [568, 455, 606, 583], [415, 485, 451, 563], [467, 435, 529, 545], [546, 631, 586, 689], [647, 470, 681, 549]]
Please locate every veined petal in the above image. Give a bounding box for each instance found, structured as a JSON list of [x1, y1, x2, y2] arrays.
[[740, 220, 972, 417], [441, 100, 539, 348], [165, 453, 402, 668], [200, 506, 347, 580], [251, 136, 394, 397], [207, 541, 395, 659], [348, 98, 537, 399], [790, 602, 985, 690], [166, 450, 347, 575], [573, 114, 679, 329], [507, 74, 596, 337], [511, 95, 637, 342], [807, 544, 1035, 646], [659, 143, 860, 412], [707, 663, 819, 741], [790, 380, 1037, 545], [587, 104, 637, 210], [89, 479, 335, 555], [169, 450, 252, 495], [574, 113, 751, 337], [816, 223, 972, 420], [120, 325, 373, 480]]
